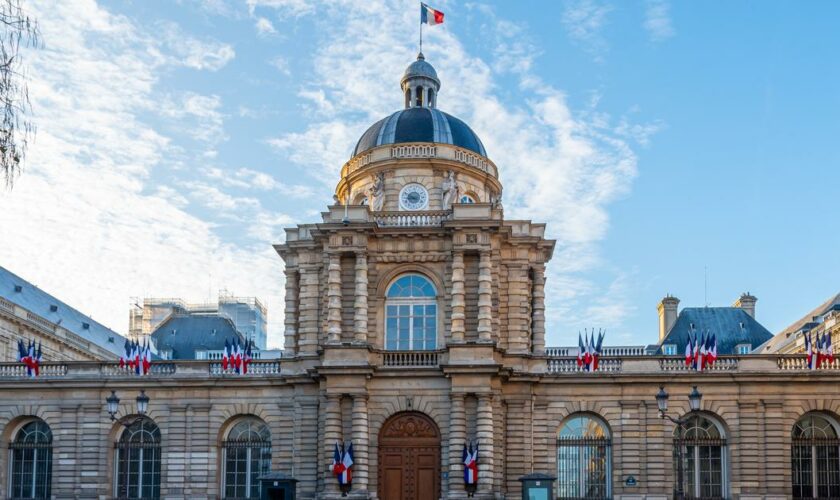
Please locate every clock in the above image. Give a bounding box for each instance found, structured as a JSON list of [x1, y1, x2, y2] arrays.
[[399, 183, 429, 211]]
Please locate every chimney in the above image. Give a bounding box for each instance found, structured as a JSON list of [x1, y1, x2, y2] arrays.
[[734, 292, 757, 318], [657, 295, 680, 342]]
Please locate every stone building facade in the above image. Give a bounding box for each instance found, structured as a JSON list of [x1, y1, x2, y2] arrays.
[[1, 56, 839, 500]]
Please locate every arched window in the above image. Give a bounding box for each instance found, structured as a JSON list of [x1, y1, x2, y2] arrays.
[[222, 417, 271, 499], [405, 88, 411, 108], [9, 420, 52, 499], [114, 417, 161, 499], [459, 194, 476, 204], [674, 414, 727, 499], [792, 413, 840, 499], [557, 414, 611, 499], [415, 85, 423, 107], [385, 274, 437, 350]]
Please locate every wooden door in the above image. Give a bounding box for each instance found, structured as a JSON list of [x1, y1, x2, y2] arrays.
[[378, 412, 441, 500]]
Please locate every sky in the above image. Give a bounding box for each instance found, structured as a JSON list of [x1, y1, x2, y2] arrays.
[[0, 0, 838, 348]]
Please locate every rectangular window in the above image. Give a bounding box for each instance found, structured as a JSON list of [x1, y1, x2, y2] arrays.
[[663, 344, 677, 355], [736, 344, 752, 355], [385, 301, 437, 350]]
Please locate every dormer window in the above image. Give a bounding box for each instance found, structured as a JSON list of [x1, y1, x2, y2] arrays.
[[736, 344, 752, 355], [663, 344, 677, 355]]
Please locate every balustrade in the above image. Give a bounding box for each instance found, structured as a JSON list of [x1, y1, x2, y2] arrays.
[[374, 210, 451, 227], [382, 350, 440, 367]]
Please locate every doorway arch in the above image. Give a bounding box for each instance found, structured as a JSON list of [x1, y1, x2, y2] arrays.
[[377, 411, 441, 500]]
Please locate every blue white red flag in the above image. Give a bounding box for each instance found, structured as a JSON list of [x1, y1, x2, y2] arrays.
[[593, 330, 605, 370], [577, 333, 584, 367], [463, 441, 478, 484], [340, 442, 354, 485], [421, 3, 444, 26]]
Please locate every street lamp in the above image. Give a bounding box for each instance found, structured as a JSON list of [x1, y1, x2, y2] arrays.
[[105, 390, 150, 499], [656, 385, 702, 500]]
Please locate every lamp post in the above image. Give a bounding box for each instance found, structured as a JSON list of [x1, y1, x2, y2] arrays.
[[105, 390, 150, 499], [656, 385, 702, 500]]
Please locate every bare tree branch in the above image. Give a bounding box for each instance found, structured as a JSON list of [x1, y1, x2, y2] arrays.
[[0, 0, 39, 188]]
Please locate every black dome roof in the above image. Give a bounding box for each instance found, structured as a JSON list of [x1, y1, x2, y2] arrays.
[[353, 107, 487, 157]]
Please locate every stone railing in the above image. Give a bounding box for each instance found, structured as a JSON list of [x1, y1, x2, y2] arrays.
[[339, 143, 499, 179], [209, 360, 281, 375], [382, 350, 441, 368], [545, 346, 648, 357], [374, 210, 452, 227], [0, 363, 69, 378], [26, 312, 57, 333], [658, 357, 739, 372], [546, 357, 623, 374], [777, 356, 840, 371], [99, 362, 178, 377]]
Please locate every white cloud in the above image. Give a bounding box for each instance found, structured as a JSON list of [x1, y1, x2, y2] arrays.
[[0, 0, 286, 346], [161, 92, 227, 143], [255, 16, 276, 36], [269, 55, 291, 75], [644, 0, 675, 42], [159, 21, 236, 71], [259, 0, 648, 342], [561, 0, 612, 60], [247, 0, 315, 18]]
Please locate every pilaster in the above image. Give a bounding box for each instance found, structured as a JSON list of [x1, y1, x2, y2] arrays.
[[327, 254, 342, 344], [531, 265, 546, 355], [447, 393, 466, 497], [353, 252, 369, 343], [323, 394, 343, 495], [284, 268, 299, 355], [299, 264, 321, 354], [476, 393, 494, 494], [477, 251, 493, 343], [450, 251, 465, 343], [351, 395, 370, 492]]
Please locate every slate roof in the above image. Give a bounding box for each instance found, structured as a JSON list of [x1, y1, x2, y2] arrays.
[[657, 307, 774, 355], [151, 314, 244, 360], [354, 107, 487, 157], [0, 265, 125, 357], [758, 292, 840, 353]]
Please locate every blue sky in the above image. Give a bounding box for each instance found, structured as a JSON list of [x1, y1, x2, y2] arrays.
[[0, 0, 837, 348]]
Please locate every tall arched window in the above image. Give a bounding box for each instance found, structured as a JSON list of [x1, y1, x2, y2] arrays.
[[792, 413, 840, 499], [557, 414, 611, 499], [114, 417, 161, 499], [385, 274, 437, 350], [9, 419, 52, 499], [222, 417, 272, 499], [674, 414, 727, 499]]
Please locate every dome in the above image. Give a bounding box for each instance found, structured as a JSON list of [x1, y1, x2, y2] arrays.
[[353, 107, 487, 157], [401, 52, 439, 86]]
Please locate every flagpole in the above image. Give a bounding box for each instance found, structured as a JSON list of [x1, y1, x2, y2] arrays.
[[420, 17, 423, 53]]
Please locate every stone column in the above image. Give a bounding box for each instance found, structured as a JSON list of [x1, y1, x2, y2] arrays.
[[353, 252, 369, 343], [476, 394, 495, 495], [410, 87, 417, 108], [298, 264, 321, 355], [284, 268, 298, 355], [450, 251, 465, 343], [477, 251, 493, 342], [531, 265, 546, 355], [448, 393, 466, 497], [327, 254, 342, 344], [324, 394, 343, 495], [351, 395, 370, 492]]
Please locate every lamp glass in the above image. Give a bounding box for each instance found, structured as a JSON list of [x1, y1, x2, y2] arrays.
[[106, 391, 120, 417], [688, 386, 702, 412], [136, 390, 150, 416], [656, 386, 669, 413]]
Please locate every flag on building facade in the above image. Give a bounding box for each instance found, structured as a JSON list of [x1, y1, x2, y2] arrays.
[[685, 333, 694, 367], [576, 333, 585, 368], [420, 3, 444, 26], [592, 330, 605, 370], [222, 338, 230, 371], [463, 441, 478, 485], [332, 441, 353, 486], [243, 339, 253, 374]]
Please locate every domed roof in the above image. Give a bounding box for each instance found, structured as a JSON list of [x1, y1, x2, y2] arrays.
[[401, 52, 439, 85], [353, 107, 487, 157]]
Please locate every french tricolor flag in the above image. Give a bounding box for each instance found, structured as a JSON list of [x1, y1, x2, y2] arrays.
[[421, 3, 444, 26]]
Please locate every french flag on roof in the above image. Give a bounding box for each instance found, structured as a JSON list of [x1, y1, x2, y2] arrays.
[[421, 3, 444, 26]]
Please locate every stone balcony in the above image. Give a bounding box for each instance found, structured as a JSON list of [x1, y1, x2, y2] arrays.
[[0, 359, 281, 380], [543, 354, 840, 375]]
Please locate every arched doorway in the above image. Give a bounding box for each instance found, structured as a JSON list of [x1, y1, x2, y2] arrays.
[[378, 411, 441, 500]]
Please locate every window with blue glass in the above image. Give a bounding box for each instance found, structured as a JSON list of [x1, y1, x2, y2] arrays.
[[385, 274, 437, 350]]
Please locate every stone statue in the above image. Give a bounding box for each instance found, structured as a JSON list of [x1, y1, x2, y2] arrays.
[[368, 172, 385, 212], [441, 170, 459, 209], [333, 194, 341, 205], [491, 190, 503, 210]]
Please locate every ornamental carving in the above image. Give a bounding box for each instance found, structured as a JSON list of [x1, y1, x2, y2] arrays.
[[381, 413, 440, 439]]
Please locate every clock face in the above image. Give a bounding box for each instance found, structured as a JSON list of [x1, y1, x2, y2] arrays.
[[399, 183, 429, 211]]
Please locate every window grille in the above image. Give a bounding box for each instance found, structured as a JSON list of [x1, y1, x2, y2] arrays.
[[222, 418, 272, 499], [557, 415, 611, 499], [792, 414, 840, 499], [9, 420, 52, 500], [114, 417, 161, 499], [673, 415, 727, 499]]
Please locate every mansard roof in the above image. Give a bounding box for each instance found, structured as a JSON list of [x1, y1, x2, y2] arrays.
[[151, 314, 244, 360], [657, 307, 773, 355], [0, 265, 125, 357]]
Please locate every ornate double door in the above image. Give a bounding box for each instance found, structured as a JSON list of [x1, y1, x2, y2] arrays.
[[378, 412, 441, 500]]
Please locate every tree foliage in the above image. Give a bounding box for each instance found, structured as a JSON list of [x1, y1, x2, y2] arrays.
[[0, 0, 38, 188]]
